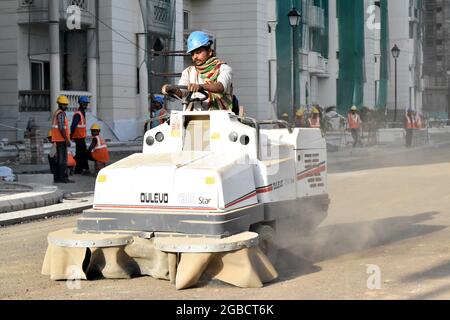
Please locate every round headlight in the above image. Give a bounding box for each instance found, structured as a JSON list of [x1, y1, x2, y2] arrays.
[[240, 135, 250, 145], [155, 132, 165, 142], [229, 132, 238, 142], [146, 136, 155, 146]]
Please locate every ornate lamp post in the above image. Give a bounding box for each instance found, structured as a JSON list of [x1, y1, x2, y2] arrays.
[[288, 7, 301, 122]]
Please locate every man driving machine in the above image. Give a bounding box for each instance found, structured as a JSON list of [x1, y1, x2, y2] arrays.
[[162, 31, 233, 111]]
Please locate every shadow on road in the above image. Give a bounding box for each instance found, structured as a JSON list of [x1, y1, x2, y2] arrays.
[[274, 211, 445, 282], [401, 258, 450, 300]]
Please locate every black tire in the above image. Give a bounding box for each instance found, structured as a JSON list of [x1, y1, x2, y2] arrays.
[[253, 224, 279, 264]]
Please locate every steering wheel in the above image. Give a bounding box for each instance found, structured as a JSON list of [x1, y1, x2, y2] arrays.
[[164, 85, 209, 111]]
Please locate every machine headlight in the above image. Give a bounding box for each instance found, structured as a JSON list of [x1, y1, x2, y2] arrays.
[[146, 136, 155, 146], [155, 132, 165, 142], [240, 135, 250, 145], [229, 132, 239, 142]]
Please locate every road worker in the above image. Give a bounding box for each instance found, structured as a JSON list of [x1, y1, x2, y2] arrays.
[[348, 106, 363, 147], [87, 124, 110, 173], [71, 96, 90, 175], [51, 95, 73, 183]]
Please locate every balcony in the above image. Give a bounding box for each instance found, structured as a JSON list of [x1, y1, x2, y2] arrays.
[[17, 0, 95, 26], [19, 90, 50, 112], [18, 90, 91, 112], [308, 51, 328, 77], [147, 0, 173, 36]]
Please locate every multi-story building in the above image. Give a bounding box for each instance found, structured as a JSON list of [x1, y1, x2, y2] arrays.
[[423, 0, 450, 119], [388, 0, 424, 116], [0, 0, 272, 142]]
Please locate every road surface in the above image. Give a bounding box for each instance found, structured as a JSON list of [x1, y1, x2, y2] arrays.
[[1, 144, 450, 300]]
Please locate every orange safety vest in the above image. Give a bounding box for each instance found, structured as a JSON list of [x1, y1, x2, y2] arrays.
[[309, 117, 321, 128], [348, 113, 361, 129], [415, 116, 422, 129], [71, 111, 87, 139], [91, 136, 110, 164], [51, 109, 70, 143], [405, 115, 416, 129], [67, 151, 76, 167]]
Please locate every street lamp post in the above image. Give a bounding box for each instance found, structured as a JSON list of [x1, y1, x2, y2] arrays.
[[391, 44, 401, 123], [288, 7, 301, 122]]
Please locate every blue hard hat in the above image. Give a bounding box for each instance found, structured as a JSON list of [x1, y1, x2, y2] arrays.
[[78, 96, 90, 104], [152, 95, 165, 105], [186, 31, 212, 54]]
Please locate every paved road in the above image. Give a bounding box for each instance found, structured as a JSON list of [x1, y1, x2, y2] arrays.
[[1, 144, 450, 299]]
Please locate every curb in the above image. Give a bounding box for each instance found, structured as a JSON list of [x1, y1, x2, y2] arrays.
[[0, 183, 63, 214], [0, 197, 93, 227]]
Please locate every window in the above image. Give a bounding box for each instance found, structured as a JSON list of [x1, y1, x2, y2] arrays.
[[31, 61, 50, 91], [183, 11, 190, 31]]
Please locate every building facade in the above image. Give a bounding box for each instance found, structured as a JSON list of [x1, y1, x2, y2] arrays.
[[423, 0, 450, 119], [0, 0, 273, 142], [388, 0, 424, 116]]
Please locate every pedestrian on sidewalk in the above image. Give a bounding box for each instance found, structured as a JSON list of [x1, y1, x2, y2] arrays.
[[404, 108, 416, 147], [87, 124, 110, 174], [71, 96, 90, 175], [51, 96, 74, 183], [348, 106, 363, 148]]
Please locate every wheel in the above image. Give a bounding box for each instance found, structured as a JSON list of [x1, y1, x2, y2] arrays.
[[253, 224, 279, 265]]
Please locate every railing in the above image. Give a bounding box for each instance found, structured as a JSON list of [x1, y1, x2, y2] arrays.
[[17, 0, 94, 25], [60, 91, 92, 112], [148, 0, 173, 36], [19, 90, 51, 112], [308, 51, 328, 75], [63, 0, 87, 10]]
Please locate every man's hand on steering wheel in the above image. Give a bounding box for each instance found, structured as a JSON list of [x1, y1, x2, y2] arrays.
[[188, 83, 203, 93]]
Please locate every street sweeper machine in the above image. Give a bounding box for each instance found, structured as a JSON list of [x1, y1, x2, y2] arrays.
[[42, 86, 329, 289]]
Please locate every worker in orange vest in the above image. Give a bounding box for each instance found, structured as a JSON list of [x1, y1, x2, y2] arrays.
[[71, 96, 90, 175], [47, 130, 76, 176], [308, 107, 321, 129], [404, 108, 416, 147], [87, 124, 110, 173], [51, 95, 74, 183], [348, 106, 362, 147]]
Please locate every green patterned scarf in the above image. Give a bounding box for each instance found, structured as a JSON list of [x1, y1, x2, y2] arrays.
[[196, 57, 233, 110]]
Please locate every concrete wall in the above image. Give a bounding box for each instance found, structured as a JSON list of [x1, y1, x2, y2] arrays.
[[189, 0, 270, 120], [0, 0, 20, 141], [318, 0, 338, 108], [98, 0, 142, 141]]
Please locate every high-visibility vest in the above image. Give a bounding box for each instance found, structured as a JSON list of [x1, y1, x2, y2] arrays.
[[348, 113, 361, 129], [71, 111, 87, 139], [405, 115, 416, 129], [51, 109, 70, 143], [67, 151, 76, 167], [309, 117, 321, 128], [91, 136, 110, 164], [415, 116, 422, 129]]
